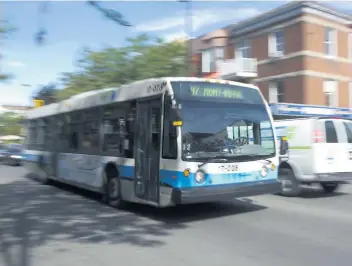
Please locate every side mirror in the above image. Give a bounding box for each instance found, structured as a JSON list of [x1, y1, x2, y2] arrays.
[[171, 101, 183, 127], [279, 136, 289, 162]]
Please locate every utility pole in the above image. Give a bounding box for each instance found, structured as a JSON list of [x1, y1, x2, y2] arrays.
[[180, 0, 192, 77]]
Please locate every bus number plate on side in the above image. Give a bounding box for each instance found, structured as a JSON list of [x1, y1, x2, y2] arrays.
[[219, 165, 239, 172]]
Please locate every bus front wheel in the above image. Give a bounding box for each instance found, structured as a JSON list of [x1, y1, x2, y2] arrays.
[[103, 165, 126, 209]]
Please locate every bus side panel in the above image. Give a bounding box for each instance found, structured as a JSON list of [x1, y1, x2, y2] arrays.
[[55, 153, 135, 197]]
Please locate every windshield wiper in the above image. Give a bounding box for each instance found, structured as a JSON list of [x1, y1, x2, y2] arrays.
[[198, 155, 229, 168], [225, 154, 273, 163]]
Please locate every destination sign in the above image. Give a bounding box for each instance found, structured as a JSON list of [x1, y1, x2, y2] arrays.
[[171, 81, 263, 104], [189, 86, 243, 99]]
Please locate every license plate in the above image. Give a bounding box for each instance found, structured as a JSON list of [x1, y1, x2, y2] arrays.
[[218, 164, 239, 172]]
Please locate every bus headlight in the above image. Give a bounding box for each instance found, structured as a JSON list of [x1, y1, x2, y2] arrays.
[[195, 170, 205, 183], [260, 166, 268, 177]]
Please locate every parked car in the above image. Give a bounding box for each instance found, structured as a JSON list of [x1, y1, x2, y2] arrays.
[[0, 144, 7, 162], [2, 145, 24, 166]]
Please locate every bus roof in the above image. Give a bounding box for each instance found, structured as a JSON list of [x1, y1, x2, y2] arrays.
[[26, 77, 259, 120]]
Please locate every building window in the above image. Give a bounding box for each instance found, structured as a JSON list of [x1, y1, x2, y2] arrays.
[[324, 27, 337, 57], [201, 49, 211, 73], [214, 47, 225, 60], [236, 40, 251, 58], [212, 47, 225, 72], [268, 81, 284, 103], [268, 30, 284, 57], [323, 79, 338, 107]]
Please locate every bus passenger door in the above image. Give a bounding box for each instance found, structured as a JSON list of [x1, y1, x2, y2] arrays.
[[49, 116, 59, 177], [134, 98, 161, 203]]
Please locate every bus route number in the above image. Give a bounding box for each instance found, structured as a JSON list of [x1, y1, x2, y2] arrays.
[[147, 81, 167, 94], [219, 164, 239, 172]]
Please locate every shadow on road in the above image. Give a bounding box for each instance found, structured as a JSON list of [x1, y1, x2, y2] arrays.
[[300, 190, 348, 199], [0, 172, 267, 266], [296, 184, 349, 198]]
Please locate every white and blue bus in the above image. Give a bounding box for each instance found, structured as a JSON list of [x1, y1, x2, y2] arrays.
[[23, 77, 286, 208]]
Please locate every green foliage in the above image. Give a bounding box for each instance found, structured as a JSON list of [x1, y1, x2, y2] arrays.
[[35, 1, 132, 45], [0, 112, 24, 136], [32, 83, 59, 105], [58, 34, 187, 100], [0, 20, 16, 82]]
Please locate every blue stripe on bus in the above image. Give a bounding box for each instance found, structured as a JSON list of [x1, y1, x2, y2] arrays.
[[23, 153, 278, 188], [120, 165, 278, 188], [159, 168, 277, 188]]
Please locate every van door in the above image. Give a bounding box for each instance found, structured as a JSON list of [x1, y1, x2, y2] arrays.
[[340, 120, 352, 173], [312, 119, 346, 174]]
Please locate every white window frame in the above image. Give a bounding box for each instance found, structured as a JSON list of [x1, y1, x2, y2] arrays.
[[268, 30, 284, 57], [323, 79, 338, 107], [212, 47, 224, 72], [323, 27, 337, 58], [201, 49, 211, 73], [235, 39, 251, 59], [214, 46, 225, 60], [268, 81, 284, 103]]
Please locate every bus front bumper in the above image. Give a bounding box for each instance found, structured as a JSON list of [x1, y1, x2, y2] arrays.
[[171, 180, 281, 204]]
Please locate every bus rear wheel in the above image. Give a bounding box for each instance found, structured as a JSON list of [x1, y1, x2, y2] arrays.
[[104, 168, 126, 209]]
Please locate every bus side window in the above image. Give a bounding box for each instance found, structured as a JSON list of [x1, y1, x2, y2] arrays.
[[124, 102, 136, 158], [162, 97, 177, 159]]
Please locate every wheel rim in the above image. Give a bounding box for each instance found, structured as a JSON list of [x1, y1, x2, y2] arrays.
[[281, 179, 293, 191], [108, 178, 119, 199]]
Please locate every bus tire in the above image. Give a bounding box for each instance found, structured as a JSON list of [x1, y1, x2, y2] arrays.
[[320, 182, 339, 193], [103, 164, 126, 209], [38, 155, 51, 185], [279, 167, 302, 197]]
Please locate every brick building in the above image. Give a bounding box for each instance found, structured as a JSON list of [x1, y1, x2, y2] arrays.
[[190, 27, 231, 78], [193, 1, 352, 108]]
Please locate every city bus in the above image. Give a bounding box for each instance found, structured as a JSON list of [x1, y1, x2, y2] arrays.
[[23, 77, 287, 208]]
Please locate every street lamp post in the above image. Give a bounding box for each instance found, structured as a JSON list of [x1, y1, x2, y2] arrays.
[[180, 0, 192, 77]]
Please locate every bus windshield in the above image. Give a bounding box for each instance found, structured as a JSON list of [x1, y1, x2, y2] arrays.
[[171, 81, 276, 161]]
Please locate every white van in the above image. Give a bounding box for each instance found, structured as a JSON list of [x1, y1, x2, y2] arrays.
[[274, 117, 352, 196]]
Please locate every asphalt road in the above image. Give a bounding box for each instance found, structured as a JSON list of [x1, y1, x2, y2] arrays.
[[1, 165, 352, 266]]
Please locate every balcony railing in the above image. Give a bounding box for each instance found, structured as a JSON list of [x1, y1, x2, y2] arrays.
[[217, 58, 258, 79]]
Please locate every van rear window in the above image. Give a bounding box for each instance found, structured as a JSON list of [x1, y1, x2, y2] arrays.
[[343, 122, 352, 143], [324, 121, 338, 143]]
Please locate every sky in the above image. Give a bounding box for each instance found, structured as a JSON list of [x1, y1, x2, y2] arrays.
[[1, 0, 351, 106]]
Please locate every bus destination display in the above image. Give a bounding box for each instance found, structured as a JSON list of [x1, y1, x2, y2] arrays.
[[171, 81, 264, 104], [189, 86, 243, 99]]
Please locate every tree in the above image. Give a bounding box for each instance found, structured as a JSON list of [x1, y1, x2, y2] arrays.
[[0, 112, 24, 136], [57, 34, 187, 100], [35, 1, 132, 45], [32, 83, 59, 105], [0, 20, 15, 81]]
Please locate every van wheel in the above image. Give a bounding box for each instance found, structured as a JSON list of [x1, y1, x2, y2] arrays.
[[279, 168, 302, 197], [104, 172, 126, 209], [321, 182, 339, 193]]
